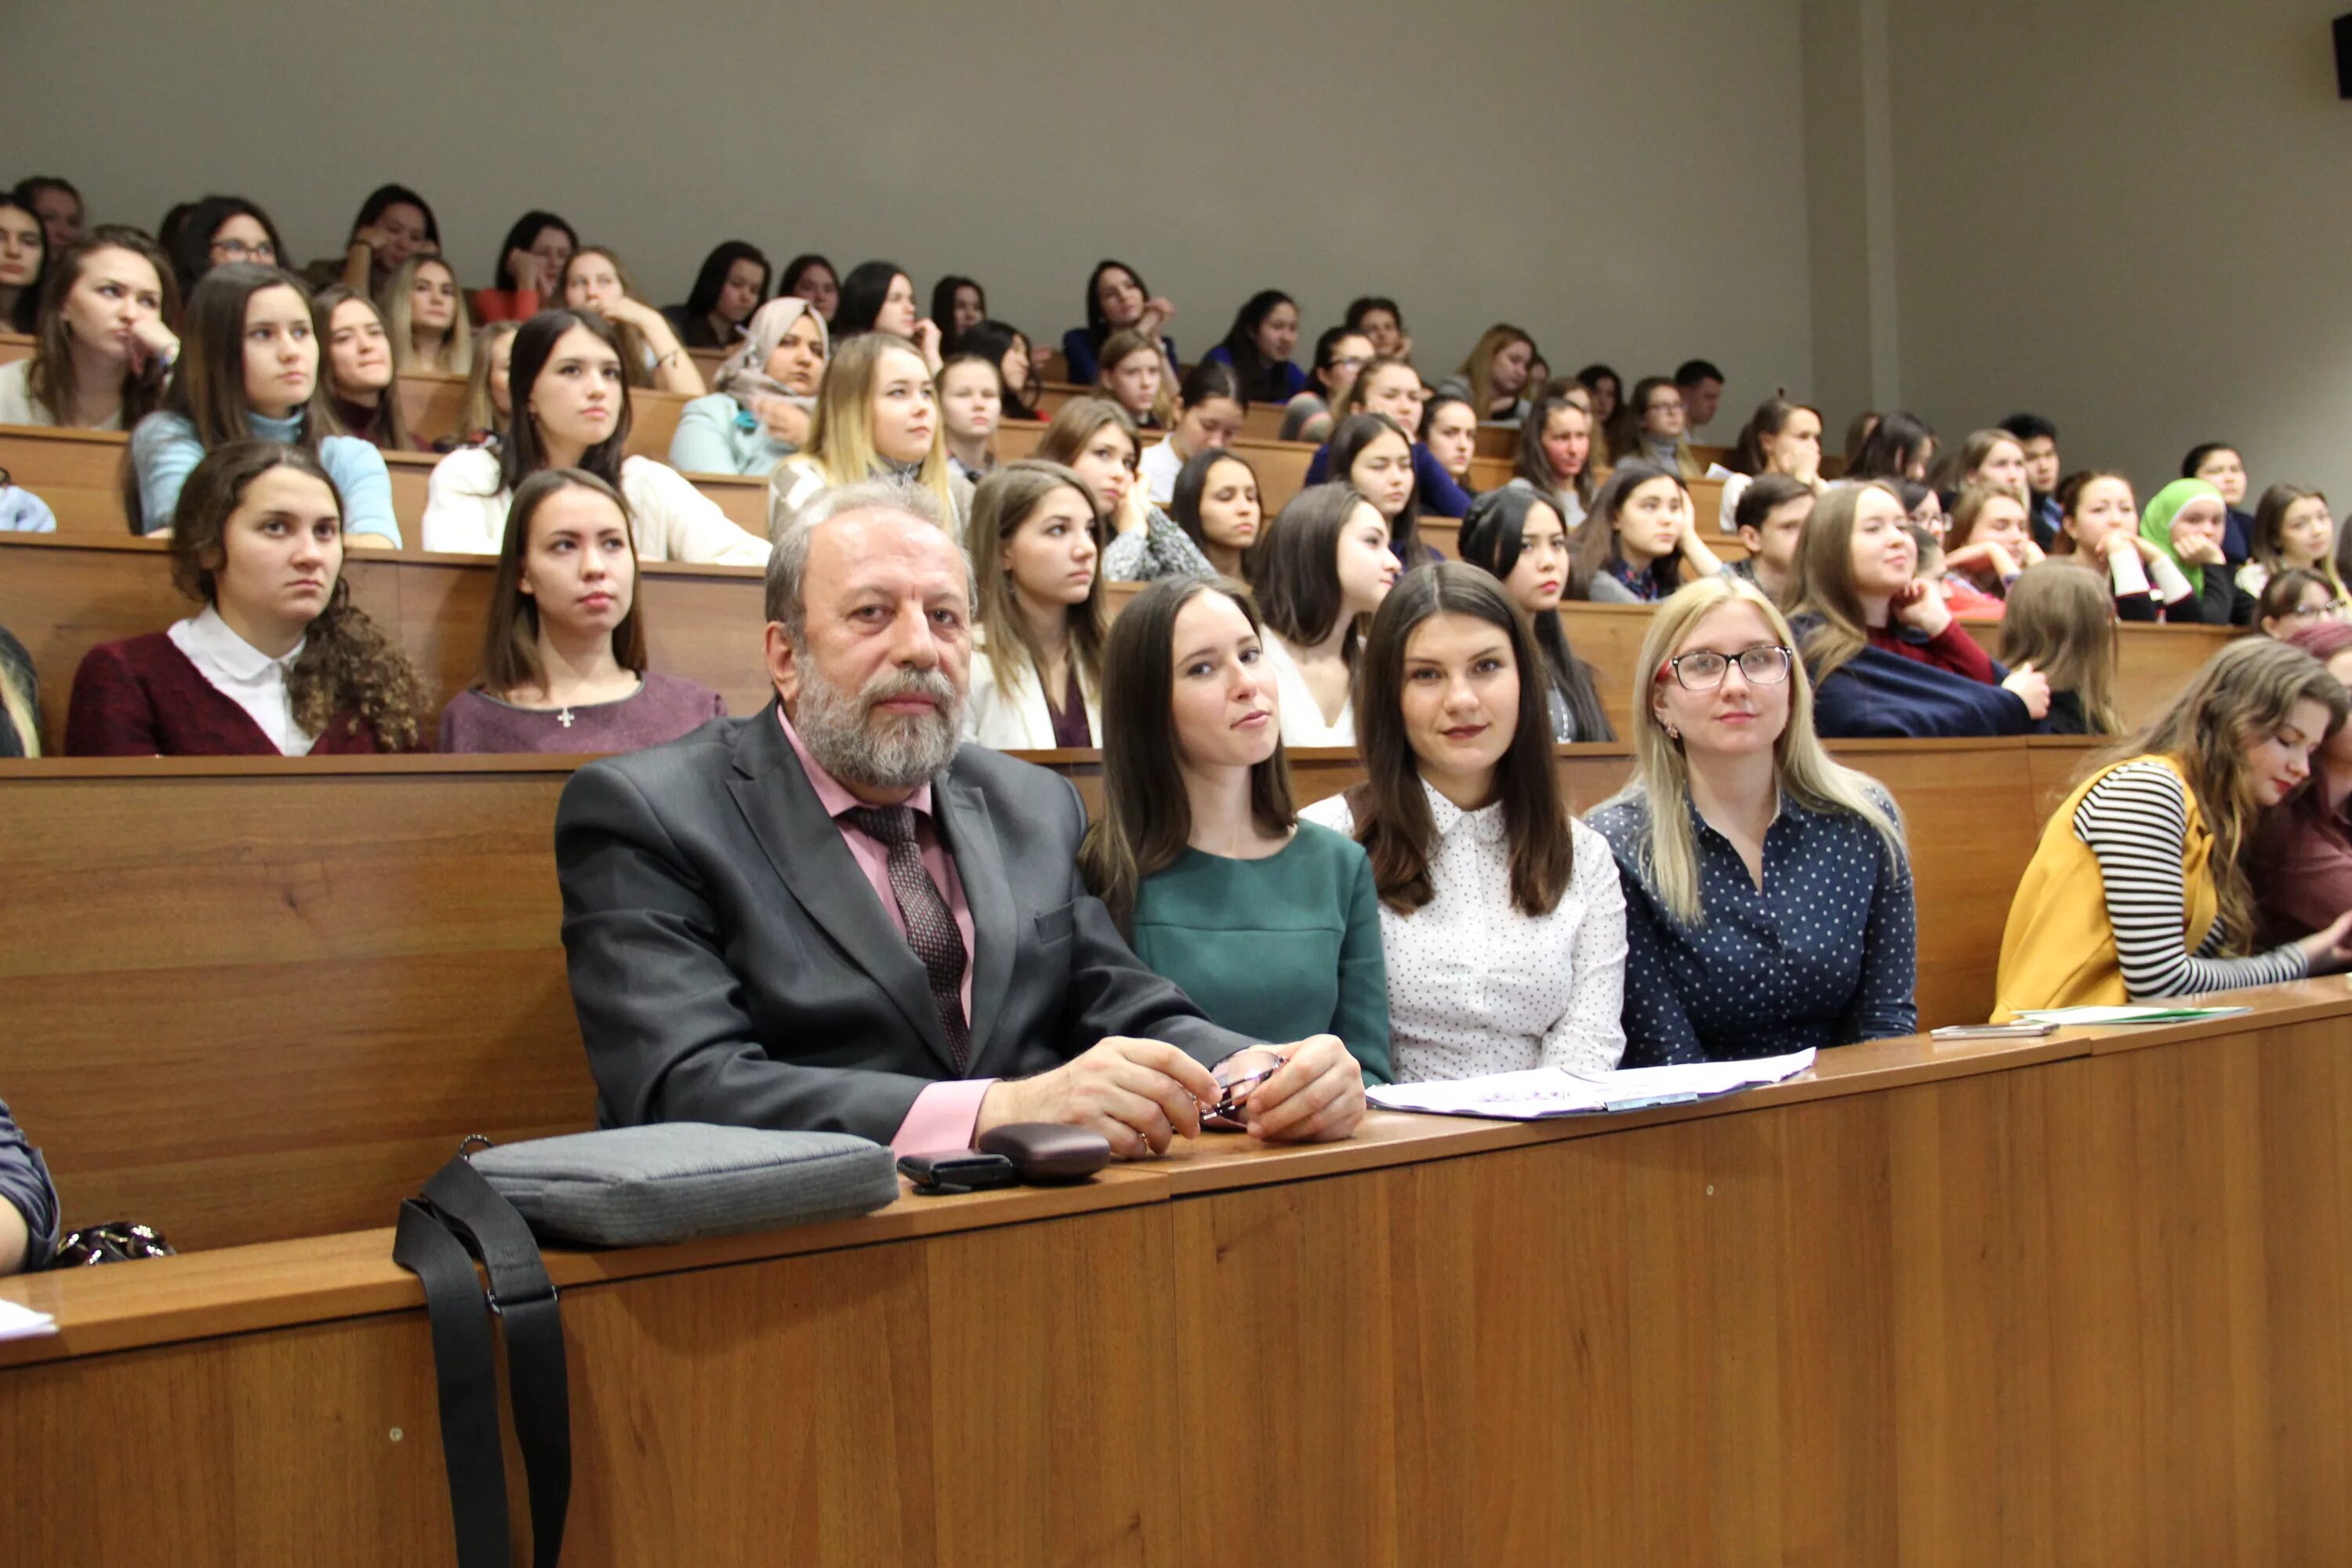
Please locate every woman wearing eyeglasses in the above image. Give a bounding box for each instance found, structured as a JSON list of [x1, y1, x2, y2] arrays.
[[1588, 576, 1918, 1065]]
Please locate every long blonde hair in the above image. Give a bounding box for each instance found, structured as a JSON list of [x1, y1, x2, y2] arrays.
[[1455, 324, 1534, 416], [382, 255, 473, 376], [772, 332, 959, 531], [457, 320, 518, 441], [1601, 575, 1904, 924], [2000, 564, 2122, 735]]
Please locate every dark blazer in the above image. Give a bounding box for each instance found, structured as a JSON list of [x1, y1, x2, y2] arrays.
[[556, 700, 1252, 1144]]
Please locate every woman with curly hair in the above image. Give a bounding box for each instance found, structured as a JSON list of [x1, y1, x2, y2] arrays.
[[65, 441, 426, 754]]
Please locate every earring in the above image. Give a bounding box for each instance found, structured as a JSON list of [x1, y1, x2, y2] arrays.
[[1665, 725, 1682, 739]]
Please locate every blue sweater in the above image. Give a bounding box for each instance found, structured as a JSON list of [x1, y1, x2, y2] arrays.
[[1799, 628, 2038, 739], [1304, 441, 1472, 519], [1060, 328, 1176, 387], [130, 410, 402, 545], [1201, 345, 1306, 402]]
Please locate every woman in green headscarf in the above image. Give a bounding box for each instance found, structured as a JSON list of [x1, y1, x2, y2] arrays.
[[2140, 477, 2238, 623]]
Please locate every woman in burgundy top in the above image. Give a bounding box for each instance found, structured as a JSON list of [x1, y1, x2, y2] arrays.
[[963, 459, 1106, 750], [437, 468, 725, 754], [65, 441, 426, 755], [2253, 621, 2352, 943]]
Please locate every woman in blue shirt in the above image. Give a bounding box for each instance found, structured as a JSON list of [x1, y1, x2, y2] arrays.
[[125, 263, 400, 545], [1201, 289, 1305, 404], [1587, 575, 1918, 1063], [1061, 259, 1178, 386]]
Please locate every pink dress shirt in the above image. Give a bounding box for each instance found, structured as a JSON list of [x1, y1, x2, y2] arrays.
[[779, 710, 996, 1155]]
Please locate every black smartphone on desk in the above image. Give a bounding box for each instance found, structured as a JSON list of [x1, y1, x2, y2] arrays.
[[897, 1149, 1020, 1196]]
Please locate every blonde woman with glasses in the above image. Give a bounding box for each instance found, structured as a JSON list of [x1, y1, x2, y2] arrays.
[[1587, 576, 1918, 1065]]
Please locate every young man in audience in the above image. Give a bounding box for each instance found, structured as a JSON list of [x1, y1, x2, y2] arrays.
[[1998, 412, 2064, 546], [555, 477, 1367, 1160], [1675, 359, 1725, 433]]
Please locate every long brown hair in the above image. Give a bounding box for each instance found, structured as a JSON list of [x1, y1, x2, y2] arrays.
[[27, 227, 178, 429], [167, 441, 425, 750], [1248, 481, 1370, 658], [1078, 576, 1296, 931], [480, 469, 648, 695], [1999, 564, 2122, 735], [1345, 563, 1573, 916], [1784, 479, 1905, 683], [967, 460, 1106, 710], [310, 285, 414, 450]]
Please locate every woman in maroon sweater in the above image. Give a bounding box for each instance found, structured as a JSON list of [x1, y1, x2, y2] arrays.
[[2253, 620, 2352, 942], [65, 441, 425, 755]]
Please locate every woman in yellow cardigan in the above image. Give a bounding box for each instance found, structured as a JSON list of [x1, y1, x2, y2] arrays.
[[1996, 637, 2352, 1015]]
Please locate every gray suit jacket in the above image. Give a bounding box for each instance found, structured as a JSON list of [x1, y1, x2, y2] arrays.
[[556, 700, 1252, 1145]]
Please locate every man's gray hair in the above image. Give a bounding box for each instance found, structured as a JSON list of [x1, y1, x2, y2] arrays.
[[764, 476, 956, 633]]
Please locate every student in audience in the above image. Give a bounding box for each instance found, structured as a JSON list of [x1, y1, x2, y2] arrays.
[[1843, 410, 1882, 466], [2137, 477, 2239, 624], [963, 460, 1105, 748], [0, 623, 40, 756], [1624, 376, 1703, 480], [2235, 483, 2347, 619], [1095, 327, 1174, 431], [0, 1094, 60, 1275], [937, 353, 1004, 484], [1439, 325, 1537, 426], [1940, 482, 2044, 602], [1080, 575, 1392, 1083], [1725, 473, 1814, 603], [1330, 411, 1439, 568], [829, 260, 943, 369], [1457, 487, 1614, 742], [2182, 441, 2255, 562], [1062, 259, 1178, 385], [70, 441, 424, 755], [384, 254, 471, 377], [1565, 460, 1726, 603], [662, 241, 769, 350], [16, 174, 82, 254], [1572, 364, 1627, 463], [960, 320, 1040, 423], [1203, 290, 1305, 404], [1305, 356, 1473, 518], [669, 296, 828, 476], [1418, 391, 1479, 489], [424, 309, 768, 563], [1910, 518, 2005, 619], [1933, 428, 2029, 506], [1035, 396, 1173, 564], [1523, 354, 1552, 400], [2047, 471, 2198, 622], [0, 192, 48, 332], [1998, 412, 2064, 546], [1137, 361, 1246, 506], [441, 469, 726, 753], [1674, 359, 1726, 431], [1158, 448, 1261, 579], [1896, 482, 1948, 550], [1716, 396, 1824, 534], [1590, 576, 1915, 1064], [448, 320, 519, 452], [1998, 564, 2122, 736], [1847, 410, 1936, 484], [1996, 637, 2352, 1014], [777, 253, 839, 322], [2255, 568, 2339, 639], [309, 183, 438, 299], [476, 210, 576, 323], [1784, 480, 2048, 737], [560, 246, 705, 396], [1247, 481, 1399, 748], [1345, 296, 1410, 362], [2252, 622, 2352, 942], [1508, 390, 1597, 530], [1282, 326, 1372, 443], [166, 194, 285, 301], [1301, 564, 1626, 1079], [768, 332, 968, 540], [556, 476, 1365, 1155], [929, 275, 985, 354], [125, 264, 401, 545], [311, 285, 412, 452], [0, 227, 179, 430]]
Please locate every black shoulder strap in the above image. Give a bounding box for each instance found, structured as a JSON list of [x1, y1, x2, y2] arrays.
[[392, 1152, 571, 1568]]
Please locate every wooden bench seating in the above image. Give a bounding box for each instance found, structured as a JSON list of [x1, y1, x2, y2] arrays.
[[0, 735, 2094, 1251]]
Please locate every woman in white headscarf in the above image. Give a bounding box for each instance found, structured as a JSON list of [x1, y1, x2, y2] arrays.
[[666, 296, 830, 476]]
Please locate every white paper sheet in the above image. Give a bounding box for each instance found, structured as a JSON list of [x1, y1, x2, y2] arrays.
[[1367, 1047, 1817, 1120], [0, 1298, 56, 1341]]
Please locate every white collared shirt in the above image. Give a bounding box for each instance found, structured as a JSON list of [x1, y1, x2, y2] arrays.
[[167, 605, 316, 756], [1301, 778, 1628, 1081]]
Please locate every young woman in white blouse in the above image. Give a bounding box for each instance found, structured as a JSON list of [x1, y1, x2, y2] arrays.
[[420, 310, 770, 564], [1247, 481, 1399, 748], [964, 460, 1105, 749], [1301, 564, 1628, 1080]]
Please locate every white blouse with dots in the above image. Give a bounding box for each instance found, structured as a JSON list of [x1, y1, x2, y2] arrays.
[[1301, 779, 1628, 1082]]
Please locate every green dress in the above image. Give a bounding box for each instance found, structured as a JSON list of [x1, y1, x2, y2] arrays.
[[1128, 822, 1393, 1084]]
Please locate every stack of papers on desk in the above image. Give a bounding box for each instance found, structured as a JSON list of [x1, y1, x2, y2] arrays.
[[2012, 1005, 2250, 1026], [0, 1298, 56, 1341], [1367, 1047, 1816, 1120]]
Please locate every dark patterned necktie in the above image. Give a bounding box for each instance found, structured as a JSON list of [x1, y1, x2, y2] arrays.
[[840, 804, 971, 1072]]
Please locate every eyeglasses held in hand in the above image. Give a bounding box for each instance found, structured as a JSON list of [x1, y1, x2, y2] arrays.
[[1200, 1062, 1283, 1126], [1662, 644, 1794, 691]]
